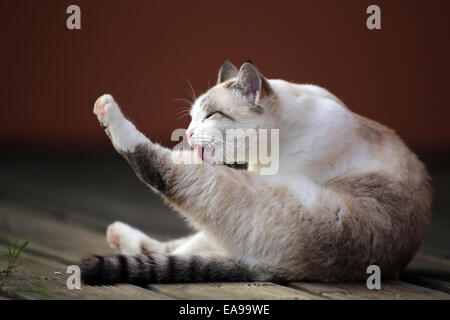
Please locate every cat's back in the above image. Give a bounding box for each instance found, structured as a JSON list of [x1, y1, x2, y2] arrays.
[[268, 79, 344, 106], [270, 79, 428, 185]]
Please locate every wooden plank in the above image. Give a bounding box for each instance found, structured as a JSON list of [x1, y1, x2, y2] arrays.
[[401, 271, 450, 294], [148, 282, 322, 300], [401, 252, 450, 294], [0, 200, 320, 300], [288, 280, 450, 300], [0, 203, 318, 300], [0, 200, 114, 264], [0, 244, 172, 300], [0, 154, 189, 240], [0, 182, 188, 242], [2, 201, 449, 300], [407, 252, 450, 276], [1, 153, 449, 300]]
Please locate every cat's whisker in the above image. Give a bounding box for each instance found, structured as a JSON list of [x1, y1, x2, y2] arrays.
[[194, 136, 235, 156], [184, 77, 197, 101], [177, 113, 191, 121], [192, 136, 237, 163], [197, 141, 234, 158], [172, 98, 194, 106], [175, 110, 192, 121], [194, 134, 227, 145], [175, 109, 191, 116]]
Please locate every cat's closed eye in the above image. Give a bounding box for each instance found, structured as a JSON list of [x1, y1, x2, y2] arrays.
[[204, 110, 234, 122], [204, 111, 218, 121]]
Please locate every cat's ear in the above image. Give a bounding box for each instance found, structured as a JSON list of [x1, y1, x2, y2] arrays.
[[217, 60, 239, 84], [232, 62, 271, 105]]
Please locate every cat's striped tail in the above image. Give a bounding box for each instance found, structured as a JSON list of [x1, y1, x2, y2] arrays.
[[80, 254, 269, 285]]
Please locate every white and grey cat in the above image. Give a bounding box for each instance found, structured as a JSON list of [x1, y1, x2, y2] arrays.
[[81, 61, 432, 285]]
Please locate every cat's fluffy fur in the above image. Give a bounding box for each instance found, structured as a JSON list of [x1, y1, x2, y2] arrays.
[[81, 61, 432, 285]]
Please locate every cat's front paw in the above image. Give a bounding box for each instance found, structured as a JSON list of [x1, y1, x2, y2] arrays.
[[93, 94, 123, 129]]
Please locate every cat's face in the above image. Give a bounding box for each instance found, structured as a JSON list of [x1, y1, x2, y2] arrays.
[[187, 61, 277, 164]]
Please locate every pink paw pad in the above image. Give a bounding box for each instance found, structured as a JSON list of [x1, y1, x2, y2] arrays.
[[107, 226, 115, 235], [94, 99, 105, 116], [113, 235, 120, 249]]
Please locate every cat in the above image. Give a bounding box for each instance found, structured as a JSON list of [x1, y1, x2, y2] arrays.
[[81, 61, 432, 285]]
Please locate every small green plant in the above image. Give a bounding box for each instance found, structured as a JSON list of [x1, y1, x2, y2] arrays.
[[0, 237, 29, 289]]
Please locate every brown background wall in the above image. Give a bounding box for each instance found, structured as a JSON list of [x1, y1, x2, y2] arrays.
[[0, 0, 449, 153]]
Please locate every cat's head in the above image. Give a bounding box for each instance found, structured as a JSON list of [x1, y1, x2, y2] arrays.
[[187, 61, 277, 165]]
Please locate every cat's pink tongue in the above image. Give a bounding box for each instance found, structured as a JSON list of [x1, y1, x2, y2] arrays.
[[195, 145, 203, 161]]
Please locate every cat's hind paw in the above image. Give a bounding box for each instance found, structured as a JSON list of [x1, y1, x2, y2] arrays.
[[106, 221, 145, 255]]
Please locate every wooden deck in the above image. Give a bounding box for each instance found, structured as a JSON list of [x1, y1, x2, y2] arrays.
[[0, 151, 449, 300]]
